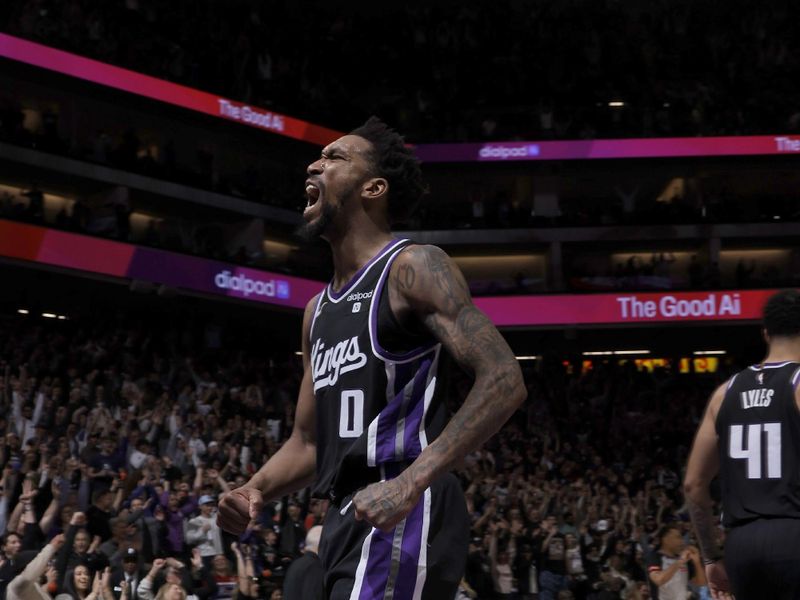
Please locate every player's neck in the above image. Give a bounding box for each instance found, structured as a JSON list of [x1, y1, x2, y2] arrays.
[[328, 221, 393, 291], [763, 338, 800, 364]]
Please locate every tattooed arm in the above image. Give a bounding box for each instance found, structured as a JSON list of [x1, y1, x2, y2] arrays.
[[353, 245, 526, 531], [684, 384, 732, 596]]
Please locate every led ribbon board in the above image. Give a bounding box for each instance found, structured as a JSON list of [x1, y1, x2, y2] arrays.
[[0, 220, 322, 309], [0, 33, 343, 146], [4, 35, 799, 161], [0, 220, 775, 325], [414, 136, 800, 162], [474, 290, 773, 326]]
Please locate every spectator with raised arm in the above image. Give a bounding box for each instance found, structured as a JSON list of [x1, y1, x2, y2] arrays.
[[86, 488, 116, 544], [157, 476, 200, 559], [88, 438, 126, 494], [6, 533, 64, 599], [539, 514, 568, 599], [489, 520, 516, 599], [135, 559, 166, 600], [54, 512, 103, 587], [124, 497, 162, 564], [60, 565, 115, 600], [185, 549, 216, 600], [646, 525, 705, 600], [0, 531, 38, 599]]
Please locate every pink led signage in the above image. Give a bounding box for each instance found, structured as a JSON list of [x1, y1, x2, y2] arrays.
[[0, 33, 343, 146], [414, 136, 800, 162], [0, 220, 773, 327], [474, 290, 773, 327]]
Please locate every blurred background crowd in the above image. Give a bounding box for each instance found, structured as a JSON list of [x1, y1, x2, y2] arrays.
[[0, 310, 726, 599]]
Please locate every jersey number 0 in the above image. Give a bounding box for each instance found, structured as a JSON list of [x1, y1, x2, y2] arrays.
[[339, 390, 365, 438], [729, 423, 781, 479]]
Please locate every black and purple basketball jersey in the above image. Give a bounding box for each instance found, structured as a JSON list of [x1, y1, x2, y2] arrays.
[[309, 238, 450, 502], [716, 361, 800, 527]]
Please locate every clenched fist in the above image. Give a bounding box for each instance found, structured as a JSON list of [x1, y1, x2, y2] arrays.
[[217, 487, 263, 535], [705, 560, 734, 600], [353, 476, 421, 533]]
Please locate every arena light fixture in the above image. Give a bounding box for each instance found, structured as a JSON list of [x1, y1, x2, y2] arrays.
[[693, 350, 726, 356], [608, 101, 625, 108], [41, 312, 57, 319], [515, 355, 542, 361], [57, 315, 68, 320], [17, 309, 29, 315], [584, 350, 651, 356], [294, 351, 303, 356]]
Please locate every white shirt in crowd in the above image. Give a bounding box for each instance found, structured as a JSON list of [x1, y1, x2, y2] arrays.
[[185, 513, 223, 557]]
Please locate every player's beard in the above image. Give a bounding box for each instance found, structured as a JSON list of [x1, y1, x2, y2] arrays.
[[297, 180, 360, 241], [297, 200, 339, 241]]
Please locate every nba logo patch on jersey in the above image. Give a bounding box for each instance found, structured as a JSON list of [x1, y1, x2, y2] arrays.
[[757, 372, 764, 385], [352, 302, 361, 313]]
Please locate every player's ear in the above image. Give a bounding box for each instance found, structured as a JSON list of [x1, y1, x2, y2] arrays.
[[762, 328, 770, 345], [362, 177, 388, 202]]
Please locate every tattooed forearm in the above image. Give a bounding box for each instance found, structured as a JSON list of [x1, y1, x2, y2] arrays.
[[425, 305, 509, 373], [406, 345, 523, 491], [421, 246, 471, 313], [390, 245, 527, 493], [686, 497, 723, 562]]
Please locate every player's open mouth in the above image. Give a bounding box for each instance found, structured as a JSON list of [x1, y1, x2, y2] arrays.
[[305, 183, 321, 207]]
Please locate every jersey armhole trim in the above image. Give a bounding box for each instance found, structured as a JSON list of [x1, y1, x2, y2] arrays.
[[368, 245, 438, 363], [715, 374, 738, 434], [726, 373, 738, 391], [790, 366, 800, 417], [791, 366, 800, 390], [308, 292, 326, 341]]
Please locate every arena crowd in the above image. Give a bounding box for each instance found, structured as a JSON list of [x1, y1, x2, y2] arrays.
[[0, 310, 727, 599]]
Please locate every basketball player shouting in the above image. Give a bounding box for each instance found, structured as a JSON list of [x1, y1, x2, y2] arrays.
[[685, 290, 800, 600], [217, 117, 526, 599]]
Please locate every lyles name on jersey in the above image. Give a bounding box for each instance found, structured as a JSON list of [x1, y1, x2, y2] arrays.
[[740, 387, 774, 409]]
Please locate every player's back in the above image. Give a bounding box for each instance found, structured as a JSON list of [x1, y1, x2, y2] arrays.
[[716, 361, 800, 527]]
